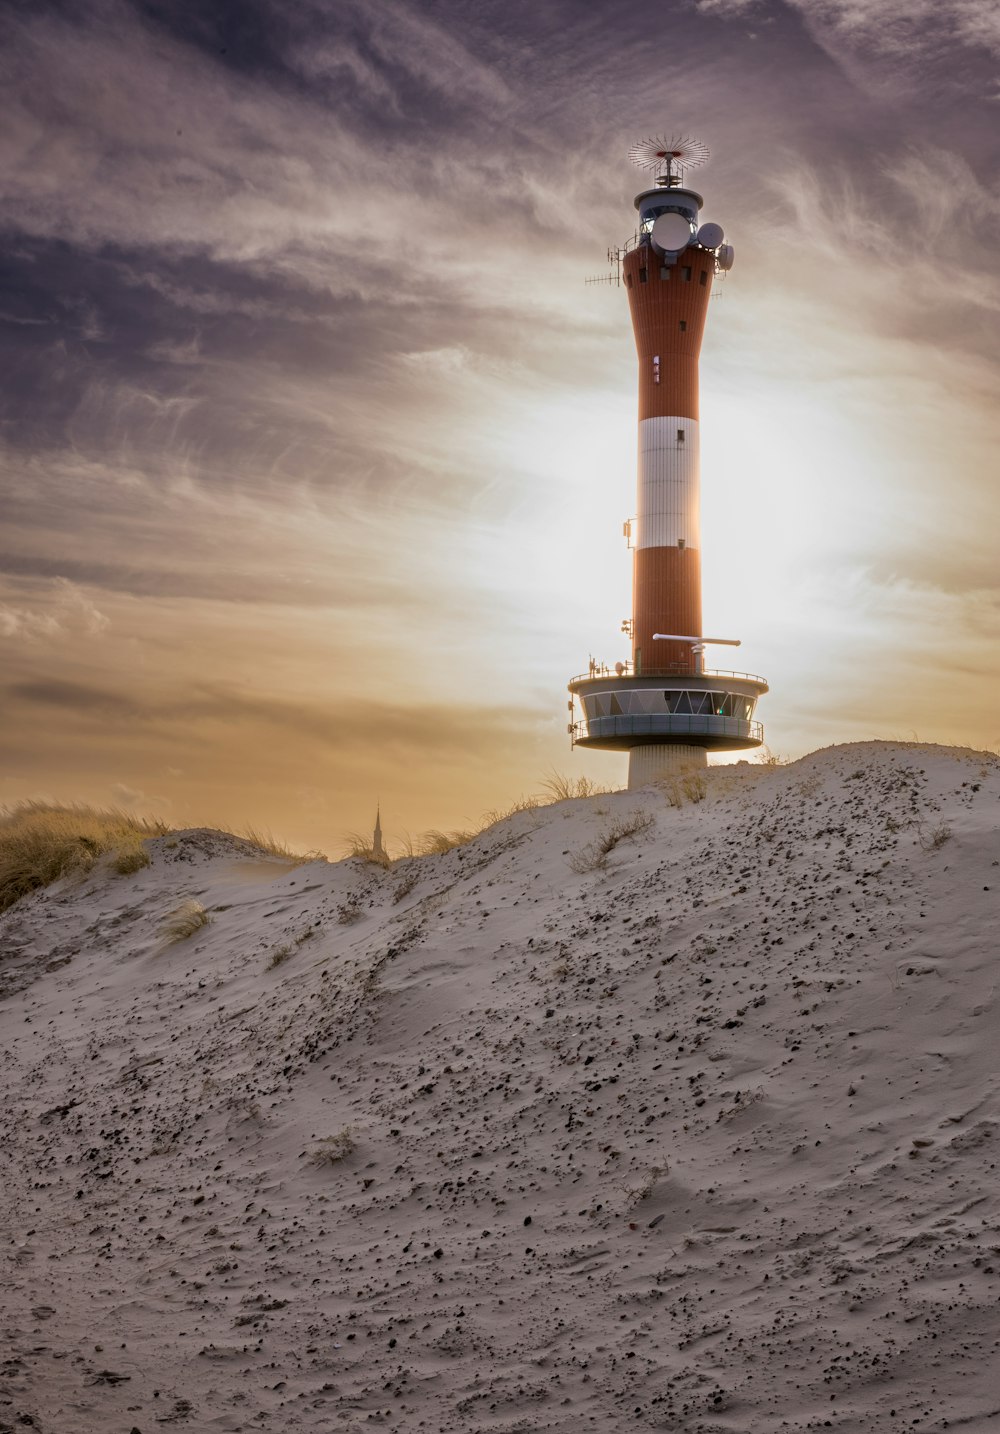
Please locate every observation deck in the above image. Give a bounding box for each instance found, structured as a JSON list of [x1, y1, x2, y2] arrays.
[[568, 666, 768, 754]]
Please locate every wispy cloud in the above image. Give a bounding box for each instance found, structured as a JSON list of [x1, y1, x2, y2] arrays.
[[1, 0, 997, 842], [0, 578, 109, 644], [789, 0, 1000, 64], [110, 780, 170, 810]]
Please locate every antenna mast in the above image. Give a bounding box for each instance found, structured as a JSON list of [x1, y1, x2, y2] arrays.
[[626, 135, 711, 187]]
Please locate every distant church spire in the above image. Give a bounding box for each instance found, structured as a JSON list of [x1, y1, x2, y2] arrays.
[[372, 805, 387, 862]]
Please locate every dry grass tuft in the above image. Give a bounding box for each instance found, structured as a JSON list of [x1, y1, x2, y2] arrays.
[[392, 869, 420, 903], [270, 923, 322, 961], [417, 828, 476, 855], [540, 771, 611, 802], [0, 802, 324, 917], [0, 801, 168, 914], [337, 897, 365, 924], [342, 795, 543, 865], [416, 798, 541, 856], [919, 821, 953, 851], [308, 1127, 356, 1166], [241, 826, 323, 862], [568, 810, 655, 874], [113, 846, 152, 875], [342, 832, 392, 868], [655, 767, 708, 807], [623, 1163, 667, 1207], [161, 899, 212, 943], [478, 795, 541, 828]]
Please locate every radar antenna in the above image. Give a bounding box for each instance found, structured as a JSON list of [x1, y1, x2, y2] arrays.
[[627, 135, 710, 186]]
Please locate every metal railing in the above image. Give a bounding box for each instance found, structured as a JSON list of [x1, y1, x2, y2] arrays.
[[568, 667, 768, 688], [572, 714, 764, 744]]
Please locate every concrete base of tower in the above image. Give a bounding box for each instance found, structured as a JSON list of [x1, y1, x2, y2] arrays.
[[627, 743, 707, 790]]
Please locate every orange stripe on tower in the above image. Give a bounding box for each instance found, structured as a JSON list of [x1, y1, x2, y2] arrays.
[[632, 545, 702, 676], [623, 247, 714, 421]]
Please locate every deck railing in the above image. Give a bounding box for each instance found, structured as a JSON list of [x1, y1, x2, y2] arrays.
[[568, 667, 768, 689], [572, 714, 764, 744]]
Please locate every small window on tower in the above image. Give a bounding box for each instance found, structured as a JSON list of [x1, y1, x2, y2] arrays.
[[639, 267, 648, 283], [699, 270, 708, 286], [679, 320, 687, 332], [660, 267, 670, 280], [653, 355, 660, 384], [677, 428, 685, 442], [682, 266, 692, 281], [678, 538, 686, 549]]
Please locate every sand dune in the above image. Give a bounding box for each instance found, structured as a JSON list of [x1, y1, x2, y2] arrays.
[[2, 742, 1000, 1433]]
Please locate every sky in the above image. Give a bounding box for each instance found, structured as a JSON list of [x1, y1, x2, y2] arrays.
[[1, 0, 999, 853]]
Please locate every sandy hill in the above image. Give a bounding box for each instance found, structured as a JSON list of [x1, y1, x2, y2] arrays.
[[2, 742, 999, 1434]]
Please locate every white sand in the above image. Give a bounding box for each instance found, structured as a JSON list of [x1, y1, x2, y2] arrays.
[[2, 741, 999, 1433]]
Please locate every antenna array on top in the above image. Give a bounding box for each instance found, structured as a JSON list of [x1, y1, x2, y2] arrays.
[[627, 135, 710, 178]]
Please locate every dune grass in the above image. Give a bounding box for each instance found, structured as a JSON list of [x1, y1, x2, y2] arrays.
[[113, 846, 153, 875], [0, 802, 319, 917], [308, 1126, 357, 1166], [240, 825, 317, 860], [417, 828, 478, 855], [0, 802, 169, 915], [567, 810, 655, 874], [539, 770, 612, 802], [358, 782, 610, 867], [160, 899, 213, 943], [343, 796, 542, 865], [342, 832, 393, 868]]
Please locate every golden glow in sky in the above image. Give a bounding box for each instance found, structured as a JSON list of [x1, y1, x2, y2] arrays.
[[1, 0, 999, 852]]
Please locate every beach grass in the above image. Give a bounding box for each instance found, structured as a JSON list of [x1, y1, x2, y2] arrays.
[[0, 802, 169, 915]]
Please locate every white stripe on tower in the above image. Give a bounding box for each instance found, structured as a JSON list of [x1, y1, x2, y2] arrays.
[[635, 417, 700, 551]]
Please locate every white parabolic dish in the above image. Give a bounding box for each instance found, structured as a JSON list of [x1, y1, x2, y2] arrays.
[[650, 212, 693, 253], [697, 221, 725, 249]]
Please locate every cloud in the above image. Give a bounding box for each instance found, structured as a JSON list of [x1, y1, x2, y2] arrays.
[[55, 578, 110, 635], [109, 781, 142, 805], [1, 0, 998, 842], [0, 605, 62, 642], [286, 0, 516, 115], [0, 578, 109, 644], [764, 150, 1000, 357], [10, 678, 134, 716], [694, 0, 762, 15], [788, 0, 1000, 63], [7, 674, 544, 758], [109, 780, 170, 810]]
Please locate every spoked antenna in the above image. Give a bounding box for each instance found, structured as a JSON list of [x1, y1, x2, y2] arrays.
[[627, 135, 710, 185]]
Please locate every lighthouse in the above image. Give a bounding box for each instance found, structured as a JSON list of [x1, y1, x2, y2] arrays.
[[568, 136, 767, 789]]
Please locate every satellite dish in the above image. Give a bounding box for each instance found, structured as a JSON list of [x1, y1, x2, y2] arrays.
[[650, 211, 693, 254], [614, 662, 625, 676], [628, 135, 711, 177], [697, 221, 725, 249], [717, 243, 735, 271]]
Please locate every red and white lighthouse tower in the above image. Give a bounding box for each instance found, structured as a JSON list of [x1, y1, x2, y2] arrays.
[[569, 137, 767, 789]]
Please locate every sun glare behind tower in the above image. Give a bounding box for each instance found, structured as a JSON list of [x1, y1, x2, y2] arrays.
[[569, 136, 767, 789]]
